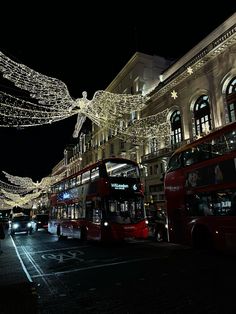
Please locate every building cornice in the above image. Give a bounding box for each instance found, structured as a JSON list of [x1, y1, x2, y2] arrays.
[[150, 13, 236, 101], [106, 52, 166, 92]]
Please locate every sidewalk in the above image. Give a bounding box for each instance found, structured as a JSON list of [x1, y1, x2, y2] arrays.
[[0, 234, 38, 314]]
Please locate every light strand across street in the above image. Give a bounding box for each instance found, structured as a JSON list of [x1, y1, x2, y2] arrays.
[[0, 51, 149, 137]]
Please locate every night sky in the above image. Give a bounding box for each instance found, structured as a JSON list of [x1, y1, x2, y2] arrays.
[[0, 4, 235, 182]]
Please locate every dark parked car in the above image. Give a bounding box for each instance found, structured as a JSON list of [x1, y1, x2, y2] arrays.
[[34, 214, 49, 230], [9, 214, 36, 235]]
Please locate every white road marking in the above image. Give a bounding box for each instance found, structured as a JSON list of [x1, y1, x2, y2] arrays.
[[10, 236, 33, 283], [31, 255, 168, 278], [20, 244, 58, 295], [27, 246, 90, 254], [41, 250, 85, 263]]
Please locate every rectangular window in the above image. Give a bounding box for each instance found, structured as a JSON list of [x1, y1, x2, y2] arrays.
[[82, 171, 90, 184], [77, 175, 81, 185], [91, 167, 99, 181], [154, 164, 159, 174], [186, 189, 236, 217]]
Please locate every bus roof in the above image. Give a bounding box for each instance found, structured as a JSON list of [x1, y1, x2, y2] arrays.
[[52, 157, 139, 185], [174, 121, 236, 155]]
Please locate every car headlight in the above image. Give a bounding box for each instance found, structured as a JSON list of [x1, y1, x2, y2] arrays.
[[27, 222, 32, 227], [13, 223, 19, 229]]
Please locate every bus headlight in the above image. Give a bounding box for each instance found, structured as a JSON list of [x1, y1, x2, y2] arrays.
[[145, 219, 149, 225], [103, 221, 109, 227]]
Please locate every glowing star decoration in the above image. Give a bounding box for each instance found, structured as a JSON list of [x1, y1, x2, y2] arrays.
[[171, 90, 178, 100], [0, 51, 148, 137], [2, 171, 64, 192], [187, 66, 193, 75]]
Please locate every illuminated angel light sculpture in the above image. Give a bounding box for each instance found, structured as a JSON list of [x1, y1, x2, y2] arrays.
[[117, 108, 171, 145], [0, 179, 29, 195], [1, 189, 42, 208], [0, 51, 148, 136], [0, 199, 12, 210], [2, 171, 64, 193]]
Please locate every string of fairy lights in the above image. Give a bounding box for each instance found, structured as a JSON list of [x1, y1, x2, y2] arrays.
[[117, 108, 171, 145], [1, 189, 42, 208], [0, 172, 64, 209], [2, 171, 64, 192], [0, 179, 30, 194]]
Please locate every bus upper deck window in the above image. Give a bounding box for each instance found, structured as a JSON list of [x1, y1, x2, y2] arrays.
[[183, 148, 202, 166], [167, 154, 181, 172]]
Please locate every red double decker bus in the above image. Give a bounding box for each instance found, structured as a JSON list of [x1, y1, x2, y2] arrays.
[[164, 122, 236, 251], [48, 157, 149, 242]]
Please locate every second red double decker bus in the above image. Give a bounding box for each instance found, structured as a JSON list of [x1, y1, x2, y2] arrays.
[[164, 122, 236, 251], [48, 157, 149, 242]]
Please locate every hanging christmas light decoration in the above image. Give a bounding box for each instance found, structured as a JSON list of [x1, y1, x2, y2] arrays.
[[117, 108, 171, 145], [0, 91, 73, 127], [1, 189, 42, 208], [0, 199, 12, 210], [0, 51, 148, 136], [2, 171, 64, 192], [0, 179, 30, 194], [2, 199, 32, 209]]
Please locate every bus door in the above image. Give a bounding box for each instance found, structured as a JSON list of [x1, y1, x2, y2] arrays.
[[86, 200, 102, 240]]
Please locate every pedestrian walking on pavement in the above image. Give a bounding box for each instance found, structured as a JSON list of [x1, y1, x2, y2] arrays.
[[0, 221, 5, 253]]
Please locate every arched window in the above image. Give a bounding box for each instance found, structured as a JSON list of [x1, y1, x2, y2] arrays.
[[226, 77, 236, 122], [170, 110, 182, 145], [194, 95, 211, 135]]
